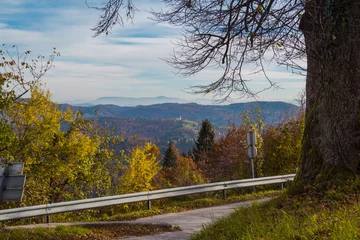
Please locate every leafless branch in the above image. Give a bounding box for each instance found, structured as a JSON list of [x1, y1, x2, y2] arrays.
[[90, 0, 306, 100], [86, 0, 138, 37]]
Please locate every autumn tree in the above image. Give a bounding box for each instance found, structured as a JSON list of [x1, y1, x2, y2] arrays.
[[202, 124, 249, 182], [193, 119, 215, 164], [0, 46, 59, 161], [3, 86, 117, 205], [162, 141, 179, 168], [90, 0, 360, 188], [120, 142, 161, 193], [166, 156, 205, 187], [262, 112, 305, 176]]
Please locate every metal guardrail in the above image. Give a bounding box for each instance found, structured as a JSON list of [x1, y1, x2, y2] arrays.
[[0, 174, 295, 222]]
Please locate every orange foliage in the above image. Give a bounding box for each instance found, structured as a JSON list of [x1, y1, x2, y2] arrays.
[[156, 156, 205, 188], [199, 124, 250, 182]]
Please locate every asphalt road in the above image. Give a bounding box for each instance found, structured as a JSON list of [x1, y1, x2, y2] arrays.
[[122, 198, 271, 240]]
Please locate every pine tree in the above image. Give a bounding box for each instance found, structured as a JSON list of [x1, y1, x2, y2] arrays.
[[193, 119, 215, 164], [162, 141, 179, 168]]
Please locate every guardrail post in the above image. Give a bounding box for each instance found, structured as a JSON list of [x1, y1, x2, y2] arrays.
[[280, 182, 284, 190], [222, 189, 227, 200], [46, 215, 50, 224], [147, 200, 151, 210]]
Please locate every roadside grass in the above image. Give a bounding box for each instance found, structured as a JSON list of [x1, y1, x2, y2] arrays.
[[1, 223, 178, 240], [191, 182, 360, 240]]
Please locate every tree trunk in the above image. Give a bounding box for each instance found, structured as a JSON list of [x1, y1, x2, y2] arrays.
[[298, 0, 360, 187]]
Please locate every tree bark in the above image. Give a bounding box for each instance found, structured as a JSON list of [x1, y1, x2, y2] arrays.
[[298, 0, 360, 187]]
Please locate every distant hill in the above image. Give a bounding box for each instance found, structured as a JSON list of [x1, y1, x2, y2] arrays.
[[96, 117, 200, 154], [61, 101, 298, 126], [59, 101, 298, 153], [64, 96, 214, 107]]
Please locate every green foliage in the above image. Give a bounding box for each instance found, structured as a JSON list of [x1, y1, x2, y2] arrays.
[[262, 112, 304, 176], [0, 224, 178, 240], [0, 226, 90, 240], [193, 119, 215, 164], [162, 141, 179, 168]]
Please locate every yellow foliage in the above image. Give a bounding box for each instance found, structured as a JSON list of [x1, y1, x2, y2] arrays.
[[120, 142, 161, 193], [2, 86, 116, 206]]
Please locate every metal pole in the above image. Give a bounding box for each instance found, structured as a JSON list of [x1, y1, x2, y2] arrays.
[[251, 159, 256, 192], [46, 215, 51, 224], [147, 200, 151, 210], [251, 158, 255, 178], [280, 182, 284, 190], [222, 189, 227, 200]]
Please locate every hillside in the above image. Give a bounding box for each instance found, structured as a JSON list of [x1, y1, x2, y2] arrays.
[[63, 101, 298, 126], [60, 101, 298, 153], [95, 117, 199, 154]]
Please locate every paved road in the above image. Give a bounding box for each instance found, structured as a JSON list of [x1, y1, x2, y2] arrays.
[[121, 198, 271, 240]]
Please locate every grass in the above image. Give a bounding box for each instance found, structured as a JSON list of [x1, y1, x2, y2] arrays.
[[182, 120, 198, 129], [0, 223, 179, 240], [191, 181, 360, 240]]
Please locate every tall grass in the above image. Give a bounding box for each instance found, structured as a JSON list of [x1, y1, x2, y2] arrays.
[[192, 183, 360, 240]]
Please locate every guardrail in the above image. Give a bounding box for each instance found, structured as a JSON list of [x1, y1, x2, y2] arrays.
[[0, 174, 295, 222]]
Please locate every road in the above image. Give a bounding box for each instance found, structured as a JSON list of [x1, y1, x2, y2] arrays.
[[121, 198, 271, 240]]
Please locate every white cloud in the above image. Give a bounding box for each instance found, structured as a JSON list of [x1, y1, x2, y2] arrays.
[[0, 1, 305, 103]]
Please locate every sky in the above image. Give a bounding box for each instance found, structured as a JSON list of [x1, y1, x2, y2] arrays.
[[0, 0, 306, 104]]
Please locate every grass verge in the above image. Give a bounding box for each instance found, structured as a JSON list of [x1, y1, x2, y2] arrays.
[[191, 181, 360, 239], [1, 223, 179, 240]]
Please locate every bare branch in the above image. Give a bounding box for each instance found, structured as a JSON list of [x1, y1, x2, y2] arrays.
[[87, 0, 138, 37], [90, 0, 306, 100]]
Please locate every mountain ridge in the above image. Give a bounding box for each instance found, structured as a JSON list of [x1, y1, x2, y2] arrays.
[[59, 101, 299, 154], [61, 101, 298, 126], [64, 96, 296, 107]]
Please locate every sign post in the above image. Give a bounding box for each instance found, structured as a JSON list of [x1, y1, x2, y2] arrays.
[[247, 130, 257, 179]]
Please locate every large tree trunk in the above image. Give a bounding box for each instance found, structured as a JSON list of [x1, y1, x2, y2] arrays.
[[298, 0, 360, 187]]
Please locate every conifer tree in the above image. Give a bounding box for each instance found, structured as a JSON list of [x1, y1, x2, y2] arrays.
[[162, 141, 179, 168], [193, 119, 215, 164]]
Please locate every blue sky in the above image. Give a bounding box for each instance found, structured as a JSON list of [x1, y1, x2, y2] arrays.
[[0, 0, 305, 104]]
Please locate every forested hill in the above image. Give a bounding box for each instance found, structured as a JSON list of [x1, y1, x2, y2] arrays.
[[60, 101, 298, 126]]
